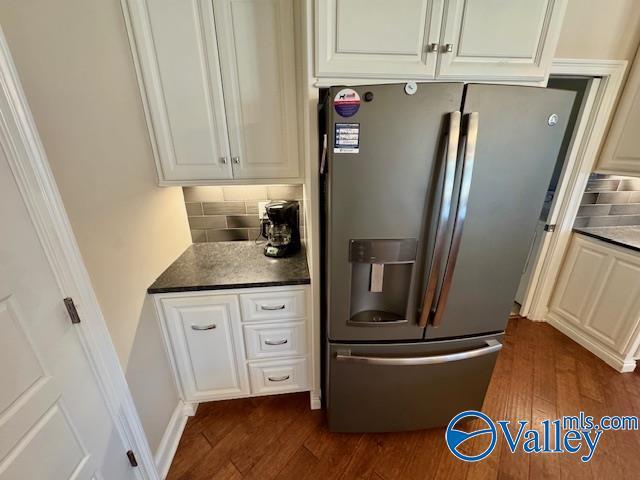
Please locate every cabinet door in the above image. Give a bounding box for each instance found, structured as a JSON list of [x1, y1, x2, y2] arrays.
[[437, 0, 567, 81], [550, 235, 640, 356], [597, 48, 640, 176], [160, 295, 249, 401], [126, 0, 232, 182], [316, 0, 444, 78], [214, 0, 300, 179]]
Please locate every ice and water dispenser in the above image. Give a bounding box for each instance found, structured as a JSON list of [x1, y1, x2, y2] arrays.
[[348, 239, 417, 325]]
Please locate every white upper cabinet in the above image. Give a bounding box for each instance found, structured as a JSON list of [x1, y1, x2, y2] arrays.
[[124, 0, 300, 184], [597, 48, 640, 176], [437, 0, 567, 81], [214, 0, 299, 179], [132, 0, 232, 181], [315, 0, 568, 82], [316, 0, 444, 79]]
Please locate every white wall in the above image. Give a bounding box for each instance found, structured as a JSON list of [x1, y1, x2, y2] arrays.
[[0, 0, 191, 453], [556, 0, 640, 62]]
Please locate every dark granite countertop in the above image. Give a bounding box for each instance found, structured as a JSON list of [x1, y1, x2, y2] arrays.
[[148, 242, 311, 294], [573, 226, 640, 253]]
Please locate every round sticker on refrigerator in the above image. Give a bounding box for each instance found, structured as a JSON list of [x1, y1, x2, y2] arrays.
[[334, 88, 361, 117]]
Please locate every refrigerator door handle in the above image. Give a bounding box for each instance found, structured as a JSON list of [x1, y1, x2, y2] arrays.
[[335, 339, 501, 365], [418, 111, 461, 327], [432, 112, 479, 326]]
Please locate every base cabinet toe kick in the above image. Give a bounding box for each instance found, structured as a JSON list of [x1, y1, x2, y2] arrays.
[[153, 285, 311, 404]]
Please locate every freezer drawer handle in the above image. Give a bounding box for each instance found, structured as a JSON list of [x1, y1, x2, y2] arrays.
[[432, 112, 479, 327], [267, 375, 290, 382], [264, 339, 288, 346], [191, 324, 216, 331], [335, 339, 501, 366], [419, 111, 461, 327], [260, 304, 286, 311]]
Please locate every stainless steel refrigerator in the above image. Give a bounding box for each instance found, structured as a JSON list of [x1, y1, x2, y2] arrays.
[[321, 83, 574, 432]]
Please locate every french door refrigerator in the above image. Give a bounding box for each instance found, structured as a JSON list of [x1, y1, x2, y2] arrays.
[[321, 83, 574, 432]]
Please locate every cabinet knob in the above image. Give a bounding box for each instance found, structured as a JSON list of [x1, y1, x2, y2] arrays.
[[443, 43, 454, 53], [219, 156, 228, 164], [426, 43, 439, 53], [232, 156, 240, 164]]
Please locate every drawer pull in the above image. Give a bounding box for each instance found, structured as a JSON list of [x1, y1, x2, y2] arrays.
[[191, 324, 216, 331], [260, 304, 286, 311], [264, 339, 288, 346], [267, 375, 290, 382]]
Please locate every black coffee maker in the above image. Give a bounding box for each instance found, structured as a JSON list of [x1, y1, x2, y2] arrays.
[[261, 200, 301, 258]]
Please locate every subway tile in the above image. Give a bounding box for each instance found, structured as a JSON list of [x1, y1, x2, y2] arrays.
[[245, 202, 259, 214], [585, 179, 620, 192], [183, 186, 224, 202], [188, 216, 226, 230], [185, 202, 203, 216], [573, 217, 589, 228], [581, 193, 598, 205], [577, 205, 611, 217], [203, 201, 246, 215], [618, 178, 640, 191], [206, 229, 249, 241], [610, 204, 640, 215], [247, 228, 263, 241], [267, 185, 303, 200], [587, 216, 623, 227], [596, 191, 630, 204], [615, 215, 640, 226], [227, 215, 260, 228], [222, 185, 268, 201], [191, 229, 207, 243]]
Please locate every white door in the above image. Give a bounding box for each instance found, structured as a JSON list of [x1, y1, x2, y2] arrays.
[[437, 0, 567, 81], [316, 0, 444, 79], [0, 140, 137, 478], [132, 0, 233, 181], [159, 295, 250, 402], [214, 0, 300, 179], [515, 220, 546, 304]]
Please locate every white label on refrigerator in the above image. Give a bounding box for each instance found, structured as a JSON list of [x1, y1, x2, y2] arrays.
[[334, 123, 360, 153]]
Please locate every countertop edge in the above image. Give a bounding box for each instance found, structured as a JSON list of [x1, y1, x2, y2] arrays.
[[573, 228, 640, 253], [147, 277, 311, 295]]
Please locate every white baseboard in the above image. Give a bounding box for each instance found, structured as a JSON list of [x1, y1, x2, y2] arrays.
[[309, 391, 321, 410], [546, 314, 637, 373], [154, 401, 193, 479]]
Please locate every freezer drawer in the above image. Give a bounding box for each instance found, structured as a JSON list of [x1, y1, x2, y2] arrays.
[[326, 335, 502, 432]]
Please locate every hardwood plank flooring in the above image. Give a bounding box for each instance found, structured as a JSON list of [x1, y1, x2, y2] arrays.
[[167, 317, 640, 480]]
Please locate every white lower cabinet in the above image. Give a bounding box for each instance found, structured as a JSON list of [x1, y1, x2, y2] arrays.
[[547, 234, 640, 372], [154, 286, 309, 403]]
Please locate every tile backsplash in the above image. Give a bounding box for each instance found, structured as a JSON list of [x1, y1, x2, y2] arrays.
[[183, 185, 304, 242], [574, 174, 640, 228]]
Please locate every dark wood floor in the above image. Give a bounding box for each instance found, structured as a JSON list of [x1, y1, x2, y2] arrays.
[[167, 317, 640, 480]]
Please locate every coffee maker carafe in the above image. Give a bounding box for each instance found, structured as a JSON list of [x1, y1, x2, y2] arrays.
[[261, 200, 301, 258]]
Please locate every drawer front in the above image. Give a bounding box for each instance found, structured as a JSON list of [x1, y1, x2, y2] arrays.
[[244, 321, 307, 360], [240, 289, 306, 322], [248, 358, 309, 395]]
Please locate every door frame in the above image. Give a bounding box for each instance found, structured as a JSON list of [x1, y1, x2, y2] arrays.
[[0, 28, 159, 479], [519, 59, 627, 321]]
